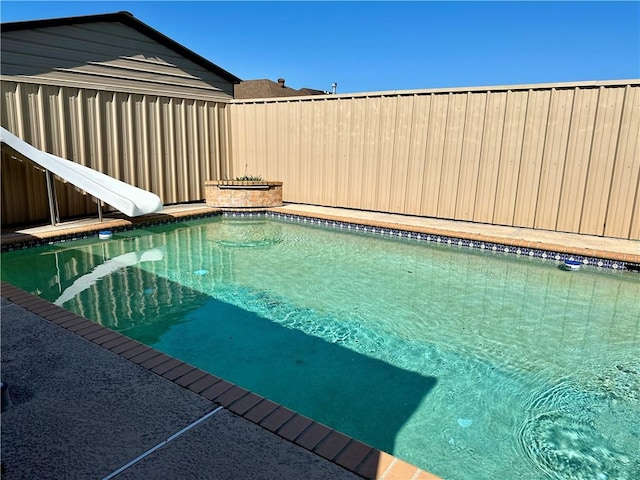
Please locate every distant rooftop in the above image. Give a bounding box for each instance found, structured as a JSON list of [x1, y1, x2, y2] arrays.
[[234, 78, 326, 99]]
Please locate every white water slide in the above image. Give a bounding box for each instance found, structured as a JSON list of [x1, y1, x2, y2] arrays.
[[1, 127, 163, 220]]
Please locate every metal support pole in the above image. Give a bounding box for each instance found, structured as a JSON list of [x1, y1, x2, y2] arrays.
[[97, 199, 103, 222], [45, 170, 58, 226]]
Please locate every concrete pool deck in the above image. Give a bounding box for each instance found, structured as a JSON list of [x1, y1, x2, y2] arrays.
[[1, 202, 638, 479]]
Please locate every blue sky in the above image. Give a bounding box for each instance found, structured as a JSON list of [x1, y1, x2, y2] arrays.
[[1, 1, 638, 93]]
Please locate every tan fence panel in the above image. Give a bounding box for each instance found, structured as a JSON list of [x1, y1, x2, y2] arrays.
[[420, 93, 449, 217], [229, 81, 639, 239], [605, 85, 640, 239], [493, 90, 528, 226], [404, 94, 430, 216], [361, 96, 383, 210], [513, 89, 551, 228], [388, 95, 413, 213], [556, 88, 599, 232], [437, 93, 467, 219], [4, 79, 638, 239], [579, 87, 626, 235], [346, 97, 368, 209], [473, 91, 507, 224], [532, 88, 574, 231], [454, 92, 486, 221], [1, 80, 227, 226]]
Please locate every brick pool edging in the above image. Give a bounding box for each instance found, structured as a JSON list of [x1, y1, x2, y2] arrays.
[[0, 281, 441, 480]]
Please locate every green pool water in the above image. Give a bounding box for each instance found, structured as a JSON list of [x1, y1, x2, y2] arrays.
[[2, 216, 639, 480]]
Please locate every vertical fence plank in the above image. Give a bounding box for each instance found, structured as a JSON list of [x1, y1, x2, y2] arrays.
[[404, 94, 431, 216], [362, 96, 382, 211], [474, 91, 507, 223], [605, 86, 640, 239], [579, 87, 625, 235], [493, 90, 528, 225], [556, 87, 599, 233], [513, 89, 550, 228], [455, 92, 486, 221], [534, 88, 574, 231], [374, 96, 398, 212], [420, 93, 449, 216], [346, 97, 367, 209], [437, 93, 466, 218], [388, 95, 414, 213]]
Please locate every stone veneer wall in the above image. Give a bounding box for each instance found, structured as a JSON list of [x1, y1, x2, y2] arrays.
[[204, 181, 283, 208]]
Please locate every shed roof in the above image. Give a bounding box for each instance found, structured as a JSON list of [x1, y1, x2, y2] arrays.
[[1, 11, 242, 84]]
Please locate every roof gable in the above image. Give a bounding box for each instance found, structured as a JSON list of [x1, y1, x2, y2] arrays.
[[1, 11, 241, 84], [1, 12, 241, 100]]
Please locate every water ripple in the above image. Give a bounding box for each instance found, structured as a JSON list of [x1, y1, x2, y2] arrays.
[[518, 381, 636, 480]]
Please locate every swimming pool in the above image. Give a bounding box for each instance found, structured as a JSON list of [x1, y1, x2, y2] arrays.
[[2, 215, 639, 480]]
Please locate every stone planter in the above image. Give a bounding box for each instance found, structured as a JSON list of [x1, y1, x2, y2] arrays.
[[204, 180, 283, 208]]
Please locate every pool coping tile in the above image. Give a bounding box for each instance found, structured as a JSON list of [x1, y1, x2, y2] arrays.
[[139, 353, 174, 370], [215, 385, 250, 406], [277, 414, 314, 442], [294, 422, 333, 451], [357, 451, 397, 480], [243, 399, 279, 424], [200, 379, 234, 401], [314, 430, 352, 461], [93, 331, 127, 346], [227, 392, 264, 416], [58, 316, 91, 329], [259, 406, 296, 433], [186, 374, 222, 395], [150, 357, 183, 375], [335, 440, 375, 472], [46, 311, 82, 325], [162, 363, 196, 382], [73, 323, 106, 337], [127, 348, 163, 365], [110, 339, 144, 355], [42, 309, 76, 321], [120, 344, 153, 360], [83, 327, 119, 342], [174, 369, 210, 388], [65, 319, 99, 333]]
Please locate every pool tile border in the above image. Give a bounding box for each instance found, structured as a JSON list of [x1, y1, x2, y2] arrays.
[[263, 210, 640, 271], [0, 281, 442, 480], [2, 206, 638, 271]]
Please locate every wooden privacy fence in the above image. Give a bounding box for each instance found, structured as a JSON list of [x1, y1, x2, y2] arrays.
[[1, 80, 229, 225], [2, 79, 639, 240], [228, 81, 640, 240]]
